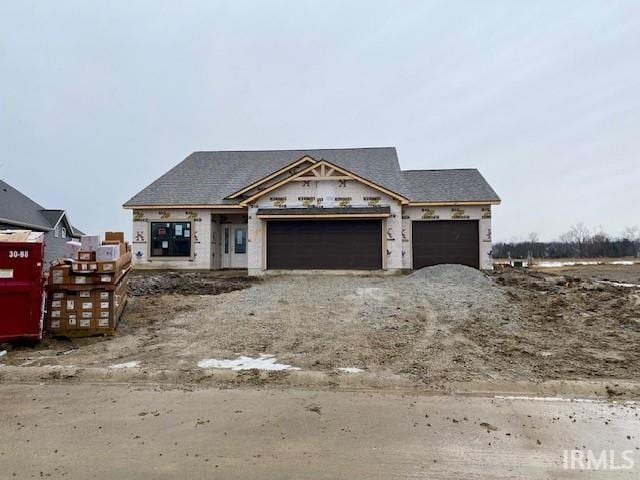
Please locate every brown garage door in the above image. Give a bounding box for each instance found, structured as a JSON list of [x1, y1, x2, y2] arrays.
[[267, 220, 382, 270], [412, 220, 479, 269]]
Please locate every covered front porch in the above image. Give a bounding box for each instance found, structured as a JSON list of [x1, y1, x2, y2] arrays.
[[211, 212, 249, 270]]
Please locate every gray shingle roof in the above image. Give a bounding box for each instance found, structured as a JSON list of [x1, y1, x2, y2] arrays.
[[401, 169, 500, 203], [124, 148, 406, 206], [123, 148, 500, 206], [40, 209, 65, 227], [0, 179, 84, 234]]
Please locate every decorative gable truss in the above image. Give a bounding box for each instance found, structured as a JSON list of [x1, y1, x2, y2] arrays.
[[239, 159, 409, 206], [226, 155, 317, 200]]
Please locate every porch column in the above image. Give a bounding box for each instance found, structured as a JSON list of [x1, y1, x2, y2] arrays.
[[247, 206, 264, 276]]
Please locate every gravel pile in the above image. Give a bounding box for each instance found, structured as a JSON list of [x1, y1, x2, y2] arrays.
[[404, 264, 510, 325], [408, 264, 493, 288]]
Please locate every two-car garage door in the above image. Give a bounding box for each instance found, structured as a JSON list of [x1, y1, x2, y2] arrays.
[[267, 220, 382, 270]]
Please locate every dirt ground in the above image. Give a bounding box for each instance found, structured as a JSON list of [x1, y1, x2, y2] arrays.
[[2, 265, 638, 394], [530, 262, 640, 285], [2, 384, 638, 479]]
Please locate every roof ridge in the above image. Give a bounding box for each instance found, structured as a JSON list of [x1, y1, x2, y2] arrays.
[[190, 146, 396, 154], [402, 168, 479, 172]]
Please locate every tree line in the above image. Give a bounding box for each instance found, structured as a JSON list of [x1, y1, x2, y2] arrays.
[[492, 223, 640, 259]]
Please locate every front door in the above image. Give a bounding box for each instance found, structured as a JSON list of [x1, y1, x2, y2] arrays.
[[222, 225, 248, 269]]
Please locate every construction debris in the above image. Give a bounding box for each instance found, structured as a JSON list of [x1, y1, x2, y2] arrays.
[[45, 232, 131, 337]]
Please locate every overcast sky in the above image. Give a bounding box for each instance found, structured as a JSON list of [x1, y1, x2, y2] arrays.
[[1, 1, 638, 242]]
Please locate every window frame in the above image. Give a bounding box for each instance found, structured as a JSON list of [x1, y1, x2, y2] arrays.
[[234, 227, 247, 254], [148, 221, 193, 259]]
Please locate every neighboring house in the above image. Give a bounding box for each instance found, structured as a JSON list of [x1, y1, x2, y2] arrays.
[[123, 147, 500, 275], [0, 179, 84, 268]]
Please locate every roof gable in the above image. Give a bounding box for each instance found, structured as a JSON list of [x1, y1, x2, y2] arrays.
[[0, 179, 53, 230], [0, 179, 85, 234], [123, 147, 404, 207], [240, 159, 409, 205]]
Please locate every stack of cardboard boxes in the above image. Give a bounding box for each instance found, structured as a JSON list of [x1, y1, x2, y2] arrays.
[[46, 232, 131, 336]]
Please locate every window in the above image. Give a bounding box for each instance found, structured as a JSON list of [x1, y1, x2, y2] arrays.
[[54, 226, 59, 238], [150, 222, 191, 257], [224, 227, 229, 254], [234, 228, 247, 254], [61, 227, 66, 238]]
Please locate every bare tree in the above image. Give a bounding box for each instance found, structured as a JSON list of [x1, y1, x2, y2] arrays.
[[526, 232, 539, 259], [564, 222, 591, 257], [622, 226, 640, 257]]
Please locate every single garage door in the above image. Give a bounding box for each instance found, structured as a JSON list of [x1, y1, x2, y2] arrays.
[[412, 220, 479, 269], [267, 220, 382, 270]]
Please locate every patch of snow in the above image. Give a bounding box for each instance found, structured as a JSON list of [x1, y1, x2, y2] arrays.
[[337, 367, 364, 373], [535, 261, 600, 268], [495, 395, 637, 405], [0, 350, 6, 358], [535, 260, 636, 268], [355, 287, 385, 300], [197, 354, 300, 371], [599, 281, 640, 289], [535, 262, 567, 268], [109, 361, 140, 369]]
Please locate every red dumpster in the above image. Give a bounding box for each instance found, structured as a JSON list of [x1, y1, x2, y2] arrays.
[[0, 230, 46, 343]]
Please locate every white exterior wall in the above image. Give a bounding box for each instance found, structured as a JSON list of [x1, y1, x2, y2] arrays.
[[247, 179, 404, 275], [401, 205, 493, 270], [131, 209, 212, 270], [129, 202, 494, 272]]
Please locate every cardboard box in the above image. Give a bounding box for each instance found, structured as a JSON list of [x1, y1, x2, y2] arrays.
[[81, 235, 100, 252], [105, 232, 125, 243], [66, 297, 76, 312], [98, 250, 132, 274], [96, 245, 120, 262], [99, 273, 115, 283], [77, 251, 96, 262], [49, 265, 71, 285], [72, 261, 99, 273], [102, 240, 124, 256], [44, 269, 129, 336], [64, 241, 82, 259]]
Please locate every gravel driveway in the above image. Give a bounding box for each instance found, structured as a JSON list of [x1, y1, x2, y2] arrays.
[[3, 265, 638, 392]]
